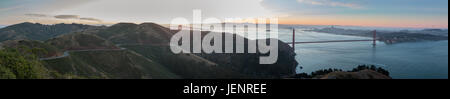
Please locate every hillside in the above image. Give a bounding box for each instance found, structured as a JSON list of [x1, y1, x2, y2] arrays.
[[95, 23, 176, 45], [43, 50, 180, 79], [192, 32, 298, 78], [97, 23, 298, 78], [0, 39, 179, 79], [0, 40, 62, 58], [319, 70, 392, 79], [1, 22, 300, 79], [307, 27, 448, 44], [123, 45, 249, 79], [290, 65, 391, 79], [40, 31, 180, 79], [46, 33, 119, 50], [0, 22, 99, 42], [0, 47, 51, 79], [91, 23, 298, 78]]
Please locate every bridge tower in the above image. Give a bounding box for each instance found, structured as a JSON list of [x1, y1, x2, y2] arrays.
[[373, 30, 377, 46], [292, 28, 296, 51]]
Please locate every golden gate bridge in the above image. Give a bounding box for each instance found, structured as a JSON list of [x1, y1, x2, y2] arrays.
[[286, 29, 378, 51]]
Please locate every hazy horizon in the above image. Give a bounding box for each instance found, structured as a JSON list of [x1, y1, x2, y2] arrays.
[[1, 22, 447, 31], [0, 0, 448, 29]]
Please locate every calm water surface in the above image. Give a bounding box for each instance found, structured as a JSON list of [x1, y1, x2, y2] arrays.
[[277, 29, 448, 79]]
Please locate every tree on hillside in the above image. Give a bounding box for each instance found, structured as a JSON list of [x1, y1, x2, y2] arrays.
[[0, 46, 49, 79]]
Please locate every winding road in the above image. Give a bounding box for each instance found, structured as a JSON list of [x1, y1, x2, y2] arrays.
[[39, 44, 217, 66], [39, 46, 126, 61]]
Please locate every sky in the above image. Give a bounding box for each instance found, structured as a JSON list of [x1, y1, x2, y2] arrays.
[[0, 0, 448, 29]]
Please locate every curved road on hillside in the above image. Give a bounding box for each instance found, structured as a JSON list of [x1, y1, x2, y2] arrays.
[[39, 44, 162, 61], [39, 47, 126, 61], [39, 44, 217, 66]]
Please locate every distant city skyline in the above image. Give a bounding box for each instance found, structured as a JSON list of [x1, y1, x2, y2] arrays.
[[0, 0, 448, 29]]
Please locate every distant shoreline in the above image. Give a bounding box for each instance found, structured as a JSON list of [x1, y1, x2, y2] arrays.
[[305, 27, 448, 44]]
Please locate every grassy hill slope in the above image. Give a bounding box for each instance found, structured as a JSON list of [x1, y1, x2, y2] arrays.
[[122, 45, 249, 79], [43, 50, 180, 79], [46, 33, 118, 50]]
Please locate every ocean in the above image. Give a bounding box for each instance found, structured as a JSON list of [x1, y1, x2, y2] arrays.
[[276, 28, 448, 79], [205, 24, 448, 79]]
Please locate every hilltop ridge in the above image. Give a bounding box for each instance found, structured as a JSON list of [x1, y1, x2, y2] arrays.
[[0, 22, 100, 42]]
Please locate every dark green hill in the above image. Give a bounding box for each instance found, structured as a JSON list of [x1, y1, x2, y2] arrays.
[[0, 22, 99, 42]]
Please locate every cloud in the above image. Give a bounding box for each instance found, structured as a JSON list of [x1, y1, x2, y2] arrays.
[[297, 0, 363, 9], [0, 5, 24, 12], [22, 14, 104, 24], [54, 15, 104, 23], [54, 15, 103, 22], [79, 17, 102, 22], [54, 15, 80, 19], [24, 14, 49, 17]]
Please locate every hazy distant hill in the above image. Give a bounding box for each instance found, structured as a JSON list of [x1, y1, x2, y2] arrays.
[[407, 29, 448, 37], [308, 27, 448, 44], [0, 22, 99, 42]]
